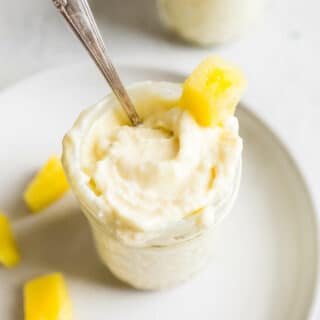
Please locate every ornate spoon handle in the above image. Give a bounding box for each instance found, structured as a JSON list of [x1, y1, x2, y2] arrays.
[[52, 0, 142, 126]]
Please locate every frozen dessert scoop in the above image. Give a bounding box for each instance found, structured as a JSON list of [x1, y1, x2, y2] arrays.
[[62, 56, 246, 289]]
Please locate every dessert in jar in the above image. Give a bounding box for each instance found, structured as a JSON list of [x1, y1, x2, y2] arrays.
[[62, 56, 246, 289], [158, 0, 265, 45]]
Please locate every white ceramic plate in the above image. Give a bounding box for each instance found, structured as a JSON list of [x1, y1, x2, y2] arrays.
[[0, 64, 318, 320]]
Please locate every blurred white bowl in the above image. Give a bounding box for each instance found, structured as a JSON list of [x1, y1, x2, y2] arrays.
[[158, 0, 265, 45]]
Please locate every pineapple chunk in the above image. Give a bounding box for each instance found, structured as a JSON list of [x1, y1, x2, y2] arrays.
[[180, 56, 247, 127], [24, 273, 73, 320], [0, 213, 20, 267], [24, 156, 69, 212]]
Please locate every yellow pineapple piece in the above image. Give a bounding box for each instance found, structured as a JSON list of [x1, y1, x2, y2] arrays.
[[0, 213, 20, 267], [180, 56, 247, 127], [24, 156, 69, 212], [24, 273, 73, 320]]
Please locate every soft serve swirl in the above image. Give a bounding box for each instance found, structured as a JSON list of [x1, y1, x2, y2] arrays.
[[63, 82, 242, 245]]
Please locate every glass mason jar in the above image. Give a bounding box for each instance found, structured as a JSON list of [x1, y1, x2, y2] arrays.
[[158, 0, 265, 45], [62, 82, 242, 290]]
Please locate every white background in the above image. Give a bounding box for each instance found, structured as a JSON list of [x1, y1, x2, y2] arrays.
[[1, 0, 319, 203], [1, 0, 320, 261], [0, 0, 319, 317], [1, 0, 319, 244]]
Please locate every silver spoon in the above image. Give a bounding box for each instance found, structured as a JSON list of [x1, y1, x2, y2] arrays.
[[52, 0, 142, 126]]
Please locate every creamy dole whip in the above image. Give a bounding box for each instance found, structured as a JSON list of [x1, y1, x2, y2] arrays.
[[62, 57, 246, 289]]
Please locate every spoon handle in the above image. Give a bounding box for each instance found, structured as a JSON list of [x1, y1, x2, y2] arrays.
[[52, 0, 142, 126]]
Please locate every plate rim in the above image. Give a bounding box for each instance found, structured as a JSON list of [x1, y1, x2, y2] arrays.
[[0, 61, 319, 319]]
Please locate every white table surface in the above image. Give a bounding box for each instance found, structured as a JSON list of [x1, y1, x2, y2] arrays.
[[0, 0, 319, 312]]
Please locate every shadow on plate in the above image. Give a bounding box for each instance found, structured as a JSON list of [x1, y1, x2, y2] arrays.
[[9, 284, 24, 320], [4, 172, 35, 220], [16, 199, 130, 291]]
